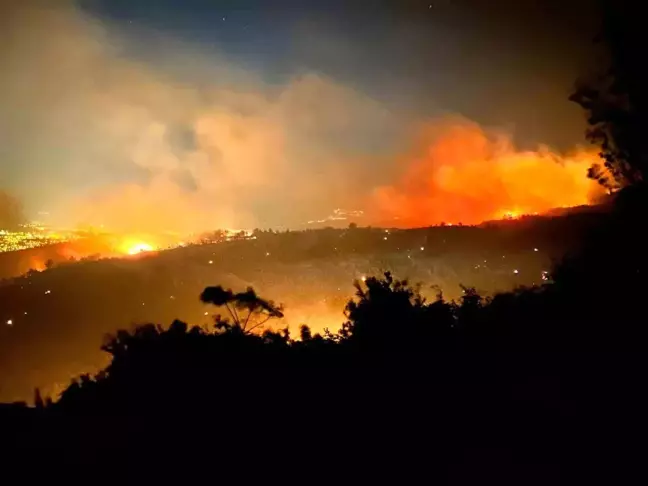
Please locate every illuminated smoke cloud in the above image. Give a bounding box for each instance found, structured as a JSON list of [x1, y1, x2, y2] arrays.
[[0, 1, 601, 234], [371, 117, 604, 227], [0, 1, 395, 233]]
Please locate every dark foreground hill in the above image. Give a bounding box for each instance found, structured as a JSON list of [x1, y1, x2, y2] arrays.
[[0, 268, 643, 484], [0, 196, 645, 483]]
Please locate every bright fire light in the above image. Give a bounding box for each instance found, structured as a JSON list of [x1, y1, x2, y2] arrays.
[[372, 118, 606, 227], [499, 209, 523, 220], [126, 242, 154, 255]]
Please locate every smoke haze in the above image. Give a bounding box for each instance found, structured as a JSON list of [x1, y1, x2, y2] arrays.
[[1, 0, 601, 233]]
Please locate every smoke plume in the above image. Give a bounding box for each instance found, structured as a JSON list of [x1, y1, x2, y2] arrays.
[[0, 1, 601, 234], [0, 1, 396, 232]]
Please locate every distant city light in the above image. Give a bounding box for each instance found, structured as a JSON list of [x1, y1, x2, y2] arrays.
[[420, 247, 425, 251], [208, 260, 213, 264], [44, 290, 51, 294], [0, 227, 77, 253], [6, 319, 12, 326], [513, 269, 519, 274]]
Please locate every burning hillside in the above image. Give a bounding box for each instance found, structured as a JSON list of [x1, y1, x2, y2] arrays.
[[371, 118, 605, 227]]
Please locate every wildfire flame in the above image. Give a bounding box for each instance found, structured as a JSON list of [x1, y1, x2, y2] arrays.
[[110, 238, 158, 256], [498, 209, 525, 220], [126, 242, 154, 255], [108, 233, 178, 257], [372, 118, 605, 227]]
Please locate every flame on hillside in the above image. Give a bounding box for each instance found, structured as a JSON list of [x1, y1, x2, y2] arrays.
[[124, 242, 155, 256], [371, 118, 605, 227]]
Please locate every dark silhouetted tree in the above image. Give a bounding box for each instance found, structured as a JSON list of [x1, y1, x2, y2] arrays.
[[560, 2, 648, 346], [570, 1, 647, 190], [200, 285, 284, 334], [342, 272, 455, 350]]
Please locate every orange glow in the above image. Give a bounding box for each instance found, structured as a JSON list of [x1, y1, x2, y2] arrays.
[[498, 209, 524, 220], [371, 118, 605, 227], [27, 256, 46, 272], [123, 242, 155, 255], [126, 242, 154, 255], [93, 233, 183, 258], [109, 237, 162, 256]]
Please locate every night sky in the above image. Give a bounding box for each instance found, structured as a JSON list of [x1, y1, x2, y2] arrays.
[[80, 0, 599, 147], [1, 0, 601, 229]]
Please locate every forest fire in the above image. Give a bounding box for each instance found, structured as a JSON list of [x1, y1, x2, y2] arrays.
[[124, 242, 156, 256], [371, 118, 605, 227], [498, 209, 526, 220]]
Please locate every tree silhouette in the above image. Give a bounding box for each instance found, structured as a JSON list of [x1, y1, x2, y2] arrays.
[[569, 1, 647, 190], [200, 285, 284, 334], [562, 2, 648, 349], [342, 272, 455, 350]]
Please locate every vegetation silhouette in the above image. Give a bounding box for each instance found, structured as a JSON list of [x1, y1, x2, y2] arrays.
[[9, 267, 638, 482], [561, 0, 648, 350], [200, 285, 284, 334], [570, 0, 646, 190]]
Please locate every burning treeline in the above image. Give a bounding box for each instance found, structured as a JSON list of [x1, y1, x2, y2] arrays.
[[371, 117, 605, 228]]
